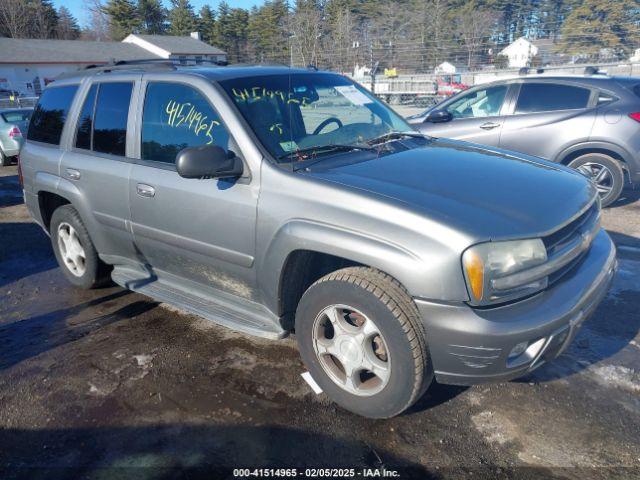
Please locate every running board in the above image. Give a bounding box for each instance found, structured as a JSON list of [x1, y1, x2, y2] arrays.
[[111, 266, 287, 340]]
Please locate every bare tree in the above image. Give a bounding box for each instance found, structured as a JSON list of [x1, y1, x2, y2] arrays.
[[455, 4, 499, 69], [82, 0, 111, 41], [0, 0, 31, 38], [288, 1, 323, 67]]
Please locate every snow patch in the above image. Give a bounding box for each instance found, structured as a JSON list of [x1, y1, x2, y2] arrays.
[[590, 364, 640, 393]]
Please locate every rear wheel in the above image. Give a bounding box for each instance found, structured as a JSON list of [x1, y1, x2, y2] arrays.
[[295, 267, 432, 418], [50, 205, 111, 289], [568, 153, 624, 207]]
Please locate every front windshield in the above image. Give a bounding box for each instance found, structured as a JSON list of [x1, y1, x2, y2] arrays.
[[219, 72, 411, 162]]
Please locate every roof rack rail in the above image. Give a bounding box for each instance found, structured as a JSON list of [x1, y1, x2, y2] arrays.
[[79, 57, 229, 72]]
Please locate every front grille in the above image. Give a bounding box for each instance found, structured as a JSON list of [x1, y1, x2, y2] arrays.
[[543, 201, 600, 286]]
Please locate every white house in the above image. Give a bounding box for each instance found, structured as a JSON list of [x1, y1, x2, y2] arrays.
[[0, 33, 226, 96], [498, 37, 567, 69], [499, 37, 539, 68], [434, 61, 457, 74]]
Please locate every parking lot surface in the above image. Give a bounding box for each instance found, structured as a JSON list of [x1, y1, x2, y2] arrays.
[[1, 165, 639, 479]]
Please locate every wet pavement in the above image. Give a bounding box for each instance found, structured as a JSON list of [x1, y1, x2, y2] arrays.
[[1, 166, 639, 479]]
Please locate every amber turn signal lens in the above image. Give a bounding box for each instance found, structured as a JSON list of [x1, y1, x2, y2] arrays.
[[463, 250, 484, 301]]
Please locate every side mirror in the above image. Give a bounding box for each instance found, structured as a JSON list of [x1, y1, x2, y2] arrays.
[[425, 109, 453, 123], [176, 145, 243, 179]]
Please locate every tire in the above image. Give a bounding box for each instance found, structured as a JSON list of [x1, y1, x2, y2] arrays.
[[0, 151, 9, 167], [50, 204, 111, 289], [295, 267, 433, 418], [568, 153, 624, 207]]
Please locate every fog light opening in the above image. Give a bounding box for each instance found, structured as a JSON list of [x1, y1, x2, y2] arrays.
[[506, 337, 547, 368]]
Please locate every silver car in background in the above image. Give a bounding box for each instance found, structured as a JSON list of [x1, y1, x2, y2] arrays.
[[0, 108, 32, 166], [408, 74, 640, 207]]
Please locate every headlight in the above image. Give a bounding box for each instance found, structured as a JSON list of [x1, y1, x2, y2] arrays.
[[462, 239, 548, 306]]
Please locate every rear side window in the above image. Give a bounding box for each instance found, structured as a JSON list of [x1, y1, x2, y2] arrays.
[[93, 83, 133, 156], [73, 82, 132, 156], [141, 82, 229, 163], [1, 110, 31, 123], [515, 83, 591, 114], [27, 85, 78, 145]]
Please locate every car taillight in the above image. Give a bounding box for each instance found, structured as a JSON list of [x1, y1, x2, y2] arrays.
[[8, 126, 21, 138], [17, 155, 23, 187], [629, 112, 640, 123]]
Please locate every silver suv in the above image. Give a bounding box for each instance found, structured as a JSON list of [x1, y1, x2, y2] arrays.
[[20, 62, 616, 418], [408, 73, 640, 207]]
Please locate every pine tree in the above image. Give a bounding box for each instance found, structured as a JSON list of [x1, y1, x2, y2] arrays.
[[56, 6, 80, 39], [198, 5, 217, 44], [246, 0, 290, 64], [28, 0, 59, 39], [559, 0, 639, 58], [167, 0, 197, 36], [138, 0, 165, 34], [102, 0, 141, 40]]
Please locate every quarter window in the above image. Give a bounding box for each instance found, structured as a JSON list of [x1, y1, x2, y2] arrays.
[[141, 82, 229, 164], [27, 85, 79, 145], [515, 83, 591, 114], [446, 85, 508, 118]]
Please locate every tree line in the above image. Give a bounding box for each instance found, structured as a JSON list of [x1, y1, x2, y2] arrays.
[[1, 0, 639, 73]]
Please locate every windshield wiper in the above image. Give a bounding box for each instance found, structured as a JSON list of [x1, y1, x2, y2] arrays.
[[366, 131, 426, 146], [277, 143, 376, 162]]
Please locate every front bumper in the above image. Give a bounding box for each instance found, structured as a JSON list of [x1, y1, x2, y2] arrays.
[[416, 229, 617, 386]]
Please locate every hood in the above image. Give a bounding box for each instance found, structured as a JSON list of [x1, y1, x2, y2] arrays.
[[303, 139, 597, 241]]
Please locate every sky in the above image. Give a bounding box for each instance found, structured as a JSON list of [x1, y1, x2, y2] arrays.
[[52, 0, 263, 27]]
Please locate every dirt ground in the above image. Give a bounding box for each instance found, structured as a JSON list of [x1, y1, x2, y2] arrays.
[[1, 164, 639, 480]]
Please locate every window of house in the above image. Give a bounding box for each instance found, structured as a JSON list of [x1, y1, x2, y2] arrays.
[[27, 85, 79, 145], [515, 83, 591, 114], [141, 82, 229, 164]]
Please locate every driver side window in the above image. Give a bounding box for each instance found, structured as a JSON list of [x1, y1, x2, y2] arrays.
[[446, 85, 508, 119]]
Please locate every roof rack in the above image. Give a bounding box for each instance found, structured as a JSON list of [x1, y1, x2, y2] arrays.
[[84, 57, 229, 70], [518, 67, 545, 76]]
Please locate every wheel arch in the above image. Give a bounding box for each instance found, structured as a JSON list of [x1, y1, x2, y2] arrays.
[[556, 142, 630, 172], [259, 220, 432, 325]]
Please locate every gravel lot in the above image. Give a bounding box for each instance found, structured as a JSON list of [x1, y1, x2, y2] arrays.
[[1, 164, 639, 479]]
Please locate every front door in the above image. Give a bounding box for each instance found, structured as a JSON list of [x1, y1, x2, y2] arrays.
[[418, 84, 510, 147], [128, 79, 258, 300]]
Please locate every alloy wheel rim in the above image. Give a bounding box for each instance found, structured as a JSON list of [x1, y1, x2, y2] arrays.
[[576, 162, 614, 197], [312, 304, 391, 396], [57, 222, 86, 277]]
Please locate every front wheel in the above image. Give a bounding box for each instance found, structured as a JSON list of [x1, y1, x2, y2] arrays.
[[295, 267, 433, 418], [0, 152, 9, 167], [568, 153, 624, 207]]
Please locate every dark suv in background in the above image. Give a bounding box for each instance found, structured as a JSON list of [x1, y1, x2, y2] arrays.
[[408, 73, 640, 206]]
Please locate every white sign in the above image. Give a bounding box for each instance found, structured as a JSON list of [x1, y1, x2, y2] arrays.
[[334, 85, 373, 106]]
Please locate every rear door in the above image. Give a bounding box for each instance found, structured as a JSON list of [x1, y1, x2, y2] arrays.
[[128, 76, 258, 300], [60, 75, 141, 262], [499, 81, 596, 160], [415, 83, 511, 146]]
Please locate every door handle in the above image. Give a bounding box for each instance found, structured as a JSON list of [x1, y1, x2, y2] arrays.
[[136, 183, 156, 198], [66, 168, 81, 180], [479, 122, 500, 130]]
